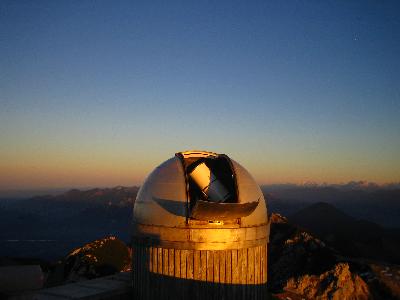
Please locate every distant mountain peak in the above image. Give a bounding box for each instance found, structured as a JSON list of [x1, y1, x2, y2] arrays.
[[270, 213, 288, 224], [263, 181, 400, 191]]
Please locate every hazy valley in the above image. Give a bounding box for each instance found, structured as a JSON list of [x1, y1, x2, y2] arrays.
[[1, 184, 399, 261]]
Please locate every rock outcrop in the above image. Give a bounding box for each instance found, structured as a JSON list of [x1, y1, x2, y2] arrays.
[[269, 213, 337, 291], [284, 262, 371, 300], [63, 236, 131, 282], [269, 213, 373, 299]]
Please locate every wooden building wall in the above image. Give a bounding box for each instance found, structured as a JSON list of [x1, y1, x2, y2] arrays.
[[132, 244, 268, 300]]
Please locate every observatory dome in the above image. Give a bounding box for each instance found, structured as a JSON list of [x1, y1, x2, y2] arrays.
[[131, 151, 270, 299]]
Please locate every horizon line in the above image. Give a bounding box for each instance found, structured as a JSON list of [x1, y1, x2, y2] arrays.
[[1, 180, 400, 192]]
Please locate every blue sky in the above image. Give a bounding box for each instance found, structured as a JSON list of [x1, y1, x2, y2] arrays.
[[1, 1, 399, 188]]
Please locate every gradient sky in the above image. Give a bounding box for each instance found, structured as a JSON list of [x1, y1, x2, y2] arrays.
[[1, 0, 400, 189]]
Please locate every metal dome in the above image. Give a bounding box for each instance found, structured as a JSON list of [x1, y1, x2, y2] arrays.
[[132, 150, 268, 250]]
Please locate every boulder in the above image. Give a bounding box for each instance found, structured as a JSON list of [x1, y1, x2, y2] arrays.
[[63, 236, 131, 282], [284, 262, 371, 300]]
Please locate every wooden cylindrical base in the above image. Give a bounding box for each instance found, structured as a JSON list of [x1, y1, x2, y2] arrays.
[[132, 244, 267, 300]]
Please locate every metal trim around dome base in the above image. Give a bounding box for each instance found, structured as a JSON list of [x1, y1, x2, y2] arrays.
[[132, 236, 268, 250], [132, 222, 269, 250]]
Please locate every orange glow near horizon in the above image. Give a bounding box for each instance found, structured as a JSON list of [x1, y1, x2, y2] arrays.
[[1, 151, 398, 190]]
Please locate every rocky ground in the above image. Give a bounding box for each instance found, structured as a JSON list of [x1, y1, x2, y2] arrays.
[[17, 214, 400, 299], [45, 236, 131, 287], [269, 213, 400, 300]]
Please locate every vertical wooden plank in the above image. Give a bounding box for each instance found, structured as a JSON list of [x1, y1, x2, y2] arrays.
[[175, 249, 181, 278], [242, 248, 248, 299], [141, 247, 146, 299], [248, 247, 255, 284], [158, 247, 162, 299], [206, 250, 214, 282], [231, 248, 238, 300], [259, 245, 263, 284], [248, 247, 255, 299], [219, 250, 226, 284], [149, 247, 153, 299], [134, 246, 139, 299], [231, 249, 238, 284], [181, 250, 188, 299], [143, 247, 147, 299], [187, 249, 194, 280], [180, 250, 187, 279], [206, 250, 213, 300], [197, 250, 206, 300], [255, 246, 260, 284], [262, 245, 267, 283], [194, 250, 201, 280], [145, 247, 150, 300], [200, 250, 207, 281], [260, 245, 264, 284], [152, 246, 157, 274], [213, 250, 220, 300], [163, 248, 169, 275], [169, 248, 175, 277], [241, 248, 248, 284], [138, 246, 142, 300], [219, 250, 226, 300], [193, 250, 201, 300], [186, 250, 194, 293], [260, 245, 266, 299], [213, 251, 219, 283], [158, 248, 163, 275], [148, 247, 153, 273], [237, 248, 243, 284], [225, 249, 232, 284], [149, 247, 157, 297]]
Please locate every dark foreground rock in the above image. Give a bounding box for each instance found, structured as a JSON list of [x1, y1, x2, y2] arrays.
[[64, 236, 131, 282], [268, 213, 338, 292], [284, 262, 370, 299], [46, 236, 131, 286], [268, 213, 400, 299]]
